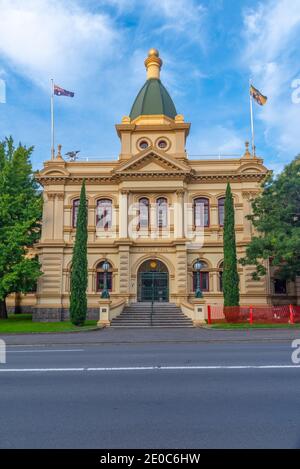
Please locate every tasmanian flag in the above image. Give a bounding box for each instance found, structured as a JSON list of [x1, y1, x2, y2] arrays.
[[54, 84, 74, 97]]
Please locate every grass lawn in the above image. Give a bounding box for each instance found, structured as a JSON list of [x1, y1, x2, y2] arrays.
[[210, 322, 300, 329], [0, 314, 98, 334]]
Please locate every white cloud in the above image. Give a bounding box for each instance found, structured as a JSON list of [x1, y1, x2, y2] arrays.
[[188, 125, 244, 157], [149, 0, 207, 48], [243, 0, 300, 160], [0, 0, 119, 89]]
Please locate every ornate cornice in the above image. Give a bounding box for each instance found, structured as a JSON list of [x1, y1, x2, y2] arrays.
[[191, 173, 267, 183], [37, 171, 267, 186]]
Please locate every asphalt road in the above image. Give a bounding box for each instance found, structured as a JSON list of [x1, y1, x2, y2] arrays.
[[1, 333, 300, 449]]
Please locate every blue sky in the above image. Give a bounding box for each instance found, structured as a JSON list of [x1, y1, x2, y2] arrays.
[[0, 0, 300, 171]]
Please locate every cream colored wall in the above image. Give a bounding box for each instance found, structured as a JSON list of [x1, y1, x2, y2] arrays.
[[34, 166, 270, 313], [16, 121, 291, 316], [117, 115, 189, 160]]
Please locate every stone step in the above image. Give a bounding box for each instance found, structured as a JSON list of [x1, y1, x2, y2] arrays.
[[111, 318, 192, 324], [110, 302, 194, 328], [111, 326, 194, 328]]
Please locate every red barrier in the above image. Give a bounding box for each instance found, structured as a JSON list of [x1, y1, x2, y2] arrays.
[[207, 305, 211, 325], [293, 305, 300, 323], [289, 304, 294, 324], [207, 304, 299, 324]]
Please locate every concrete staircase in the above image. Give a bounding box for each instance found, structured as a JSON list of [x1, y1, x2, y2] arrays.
[[110, 302, 194, 328]]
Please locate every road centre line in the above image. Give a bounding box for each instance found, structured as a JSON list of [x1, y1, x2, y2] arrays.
[[6, 349, 84, 353], [1, 364, 300, 372]]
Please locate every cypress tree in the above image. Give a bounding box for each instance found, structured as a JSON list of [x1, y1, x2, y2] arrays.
[[70, 180, 88, 326], [223, 182, 240, 306]]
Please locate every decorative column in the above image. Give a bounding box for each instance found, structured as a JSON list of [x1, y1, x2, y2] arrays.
[[53, 192, 64, 241], [119, 190, 128, 239], [175, 190, 184, 239], [88, 203, 95, 242], [210, 202, 218, 226], [88, 269, 93, 294], [242, 191, 257, 240], [41, 192, 55, 240]]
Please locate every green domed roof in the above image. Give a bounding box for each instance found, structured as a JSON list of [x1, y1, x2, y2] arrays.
[[129, 78, 177, 120]]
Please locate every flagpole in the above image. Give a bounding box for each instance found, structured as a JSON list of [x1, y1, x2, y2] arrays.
[[51, 79, 55, 159], [249, 78, 255, 157]]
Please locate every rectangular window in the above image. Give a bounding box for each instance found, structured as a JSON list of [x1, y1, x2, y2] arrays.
[[193, 271, 209, 291], [218, 198, 225, 226], [96, 200, 112, 230], [274, 279, 287, 294], [97, 272, 112, 291], [194, 198, 209, 227]]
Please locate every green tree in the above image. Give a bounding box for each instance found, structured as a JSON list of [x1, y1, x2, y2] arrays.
[[223, 182, 240, 306], [70, 180, 88, 326], [240, 155, 300, 280], [0, 137, 42, 319]]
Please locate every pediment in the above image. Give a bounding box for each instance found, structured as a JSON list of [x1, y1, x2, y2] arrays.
[[115, 147, 191, 175], [238, 161, 267, 175], [38, 166, 70, 177]]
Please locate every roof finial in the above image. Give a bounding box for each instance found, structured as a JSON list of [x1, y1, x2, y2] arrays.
[[243, 141, 251, 158], [56, 144, 63, 160], [144, 48, 162, 80]]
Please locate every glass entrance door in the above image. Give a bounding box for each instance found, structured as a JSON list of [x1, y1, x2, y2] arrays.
[[139, 272, 169, 302]]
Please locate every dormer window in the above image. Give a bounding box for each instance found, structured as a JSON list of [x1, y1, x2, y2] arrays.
[[158, 139, 167, 149], [139, 140, 149, 150]]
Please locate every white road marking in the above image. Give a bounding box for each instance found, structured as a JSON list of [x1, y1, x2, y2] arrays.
[[0, 368, 86, 372], [0, 364, 300, 372], [6, 349, 84, 353]]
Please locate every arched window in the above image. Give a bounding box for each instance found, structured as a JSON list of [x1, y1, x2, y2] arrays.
[[194, 198, 210, 227], [96, 199, 112, 230], [192, 261, 209, 292], [218, 261, 224, 291], [72, 199, 80, 227], [218, 197, 225, 226], [138, 198, 149, 230], [96, 261, 113, 292], [156, 197, 168, 228]]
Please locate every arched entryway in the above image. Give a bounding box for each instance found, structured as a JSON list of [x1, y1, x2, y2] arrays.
[[137, 260, 169, 302]]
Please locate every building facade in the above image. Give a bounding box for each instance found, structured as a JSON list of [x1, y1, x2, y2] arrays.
[[8, 49, 300, 321]]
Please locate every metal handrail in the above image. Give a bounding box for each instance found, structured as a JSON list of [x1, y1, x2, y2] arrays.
[[151, 271, 154, 327], [151, 299, 153, 326]]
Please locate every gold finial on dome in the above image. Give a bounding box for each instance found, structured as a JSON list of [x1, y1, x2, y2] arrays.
[[148, 48, 159, 58], [144, 48, 162, 80]]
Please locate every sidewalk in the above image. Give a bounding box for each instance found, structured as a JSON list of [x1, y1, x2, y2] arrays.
[[2, 326, 300, 346]]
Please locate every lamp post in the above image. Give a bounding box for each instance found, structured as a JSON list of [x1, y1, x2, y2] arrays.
[[194, 258, 203, 299], [101, 260, 110, 299]]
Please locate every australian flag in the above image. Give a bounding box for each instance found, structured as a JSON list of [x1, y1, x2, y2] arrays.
[[54, 84, 74, 97]]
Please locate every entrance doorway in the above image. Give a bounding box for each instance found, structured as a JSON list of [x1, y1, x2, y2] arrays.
[[137, 260, 169, 302]]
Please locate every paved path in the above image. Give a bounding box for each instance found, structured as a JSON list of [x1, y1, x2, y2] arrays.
[[2, 326, 300, 346], [1, 338, 300, 448]]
